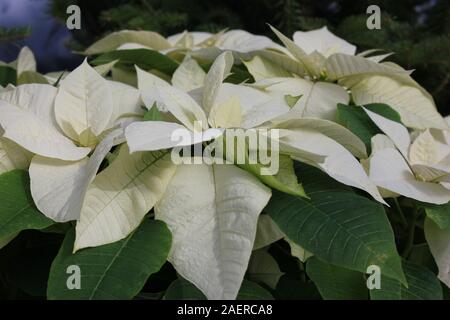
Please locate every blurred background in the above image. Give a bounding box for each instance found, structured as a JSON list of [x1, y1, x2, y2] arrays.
[[0, 0, 449, 114]]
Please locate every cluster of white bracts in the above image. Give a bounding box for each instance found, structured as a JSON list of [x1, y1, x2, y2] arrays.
[[1, 26, 450, 298]]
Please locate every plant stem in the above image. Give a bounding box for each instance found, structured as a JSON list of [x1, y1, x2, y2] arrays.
[[394, 198, 408, 230], [402, 208, 420, 258]]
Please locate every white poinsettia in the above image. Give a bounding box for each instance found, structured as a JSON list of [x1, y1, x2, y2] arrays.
[[259, 26, 447, 130], [84, 28, 285, 61], [264, 25, 406, 80], [242, 62, 385, 204], [126, 51, 290, 149], [260, 117, 386, 204], [363, 108, 450, 204], [125, 52, 285, 299], [0, 59, 143, 222]]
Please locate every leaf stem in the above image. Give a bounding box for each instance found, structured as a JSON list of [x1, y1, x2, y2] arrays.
[[402, 207, 421, 258], [393, 198, 408, 230]]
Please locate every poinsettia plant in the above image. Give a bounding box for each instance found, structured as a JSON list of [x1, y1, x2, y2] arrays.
[[0, 26, 449, 300]]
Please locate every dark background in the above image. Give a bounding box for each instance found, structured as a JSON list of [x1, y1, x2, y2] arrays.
[[0, 0, 449, 114]]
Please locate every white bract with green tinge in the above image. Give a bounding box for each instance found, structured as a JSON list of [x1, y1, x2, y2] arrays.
[[262, 26, 447, 130], [0, 60, 142, 222], [364, 108, 450, 204]]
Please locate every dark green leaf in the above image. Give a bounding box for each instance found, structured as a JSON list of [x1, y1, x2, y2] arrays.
[[199, 62, 253, 84], [143, 104, 163, 121], [363, 104, 402, 123], [275, 275, 321, 300], [336, 103, 402, 152], [0, 65, 16, 87], [0, 231, 62, 297], [227, 65, 254, 84], [239, 154, 307, 197], [306, 257, 368, 300], [408, 243, 437, 271], [370, 260, 443, 300], [265, 163, 406, 285], [90, 49, 179, 75], [418, 201, 450, 229], [237, 280, 274, 300], [47, 219, 171, 300], [0, 170, 54, 242], [163, 279, 273, 300], [163, 278, 207, 300]]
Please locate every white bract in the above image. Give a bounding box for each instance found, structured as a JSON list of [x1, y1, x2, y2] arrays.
[[292, 26, 356, 57], [425, 218, 450, 288], [0, 59, 142, 222], [364, 108, 450, 204]]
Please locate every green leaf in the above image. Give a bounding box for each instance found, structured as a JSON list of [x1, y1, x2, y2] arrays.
[[199, 61, 253, 84], [47, 219, 172, 300], [418, 201, 450, 229], [286, 238, 313, 262], [90, 49, 179, 76], [248, 249, 284, 289], [238, 154, 307, 197], [226, 65, 254, 84], [306, 257, 368, 300], [143, 104, 163, 121], [163, 278, 207, 300], [17, 71, 49, 85], [0, 231, 62, 297], [285, 94, 302, 108], [163, 278, 273, 300], [253, 214, 284, 250], [408, 243, 436, 271], [275, 275, 321, 300], [0, 65, 16, 86], [336, 103, 402, 152], [294, 161, 352, 193], [265, 163, 406, 285], [370, 260, 443, 300], [237, 280, 274, 300], [0, 170, 54, 242]]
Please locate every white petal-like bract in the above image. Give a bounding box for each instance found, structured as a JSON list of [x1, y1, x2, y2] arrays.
[[156, 163, 271, 299], [55, 59, 114, 144], [75, 146, 176, 251]]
